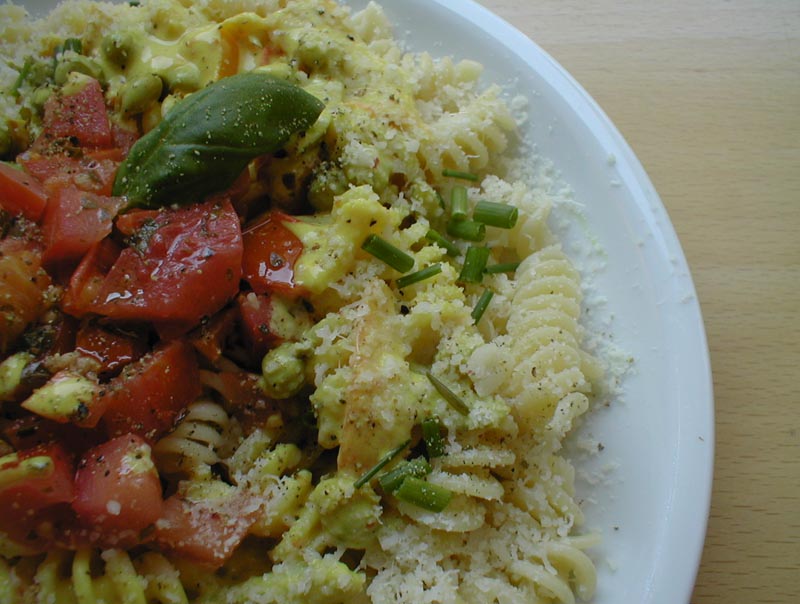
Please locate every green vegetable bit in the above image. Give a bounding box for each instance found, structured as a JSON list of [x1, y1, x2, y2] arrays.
[[113, 72, 325, 209], [450, 185, 468, 221], [362, 234, 415, 273], [394, 476, 453, 512], [484, 261, 520, 275], [473, 200, 519, 229], [471, 289, 495, 324], [396, 264, 442, 289], [378, 457, 432, 493], [425, 229, 460, 257], [426, 370, 470, 415], [442, 168, 479, 182], [354, 439, 411, 489], [446, 219, 485, 242], [421, 417, 445, 458], [458, 246, 490, 284]]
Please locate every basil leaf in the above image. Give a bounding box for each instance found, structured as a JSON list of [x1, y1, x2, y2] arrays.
[[113, 72, 324, 209]]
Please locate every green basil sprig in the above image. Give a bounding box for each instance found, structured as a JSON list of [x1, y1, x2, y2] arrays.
[[113, 72, 324, 209]]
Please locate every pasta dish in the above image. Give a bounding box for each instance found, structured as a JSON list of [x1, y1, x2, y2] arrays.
[[0, 0, 603, 602]]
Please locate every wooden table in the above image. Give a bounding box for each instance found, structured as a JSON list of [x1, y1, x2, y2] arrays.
[[477, 1, 800, 602]]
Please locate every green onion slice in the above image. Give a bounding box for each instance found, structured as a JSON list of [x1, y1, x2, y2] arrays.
[[446, 219, 485, 242], [458, 246, 490, 284], [422, 417, 446, 458], [426, 370, 470, 415], [361, 234, 415, 273], [485, 261, 520, 275], [354, 439, 411, 489], [473, 200, 519, 229], [379, 457, 432, 493], [425, 229, 460, 257], [442, 168, 479, 182], [394, 476, 453, 512], [396, 264, 442, 289], [471, 289, 495, 324], [450, 185, 468, 222]]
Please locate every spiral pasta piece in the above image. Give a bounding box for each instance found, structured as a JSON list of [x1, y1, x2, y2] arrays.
[[153, 399, 231, 479]]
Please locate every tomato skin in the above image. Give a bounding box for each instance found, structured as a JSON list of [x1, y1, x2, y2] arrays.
[[100, 339, 201, 441], [188, 307, 237, 363], [242, 211, 304, 297], [62, 238, 122, 318], [72, 434, 163, 543], [0, 443, 76, 551], [237, 292, 281, 358], [67, 199, 243, 330], [20, 150, 122, 197], [40, 186, 124, 268], [36, 77, 113, 150], [0, 161, 48, 221], [155, 491, 256, 568], [75, 322, 148, 378]]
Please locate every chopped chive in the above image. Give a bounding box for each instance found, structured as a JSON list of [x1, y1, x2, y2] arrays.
[[425, 229, 460, 256], [458, 246, 490, 284], [379, 457, 432, 493], [12, 57, 33, 97], [354, 439, 411, 489], [473, 200, 519, 229], [442, 168, 479, 182], [426, 370, 470, 415], [396, 264, 442, 289], [62, 38, 83, 54], [471, 289, 495, 324], [422, 417, 445, 458], [446, 219, 485, 242], [361, 234, 415, 273], [450, 185, 468, 221], [485, 261, 520, 275], [435, 190, 446, 210], [394, 476, 453, 512]]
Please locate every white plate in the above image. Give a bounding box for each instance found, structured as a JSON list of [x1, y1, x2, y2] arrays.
[[18, 0, 714, 602], [361, 1, 714, 603]]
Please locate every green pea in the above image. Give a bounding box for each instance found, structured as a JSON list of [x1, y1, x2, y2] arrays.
[[100, 31, 136, 67], [54, 55, 104, 86], [120, 74, 163, 115]]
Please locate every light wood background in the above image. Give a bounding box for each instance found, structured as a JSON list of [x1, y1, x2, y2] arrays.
[[477, 1, 800, 602]]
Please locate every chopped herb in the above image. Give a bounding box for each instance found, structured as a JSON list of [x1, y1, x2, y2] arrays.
[[396, 264, 442, 289], [442, 168, 479, 182], [362, 234, 414, 273], [354, 439, 411, 489], [394, 476, 453, 512], [421, 417, 445, 458], [378, 457, 432, 493], [425, 229, 460, 256], [471, 289, 495, 324], [485, 261, 520, 274], [450, 185, 468, 221], [426, 370, 470, 415], [446, 219, 485, 242], [473, 200, 519, 229], [458, 246, 490, 283]]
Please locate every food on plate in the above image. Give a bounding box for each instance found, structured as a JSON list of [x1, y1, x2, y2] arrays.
[[0, 0, 604, 601]]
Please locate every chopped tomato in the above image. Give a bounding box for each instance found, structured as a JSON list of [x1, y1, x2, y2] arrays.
[[64, 199, 243, 330], [114, 208, 160, 237], [242, 210, 304, 297], [2, 413, 103, 454], [62, 238, 122, 318], [0, 238, 51, 355], [20, 150, 122, 197], [155, 490, 256, 568], [110, 123, 139, 156], [41, 186, 124, 268], [72, 434, 163, 544], [36, 77, 113, 150], [0, 161, 48, 221], [188, 307, 237, 363], [100, 339, 201, 441], [0, 443, 76, 550], [75, 322, 148, 378], [204, 369, 280, 434], [237, 291, 282, 358]]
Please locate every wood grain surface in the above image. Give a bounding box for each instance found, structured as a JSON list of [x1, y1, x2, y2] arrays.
[[476, 1, 800, 602]]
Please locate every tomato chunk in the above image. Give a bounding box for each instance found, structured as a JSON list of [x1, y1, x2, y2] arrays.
[[242, 211, 304, 297], [65, 199, 243, 330], [62, 238, 122, 318], [155, 489, 256, 568], [41, 186, 124, 268], [75, 322, 148, 378], [73, 434, 163, 543], [0, 162, 48, 221], [37, 77, 113, 149], [237, 292, 282, 358], [20, 150, 122, 197], [100, 339, 201, 441]]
